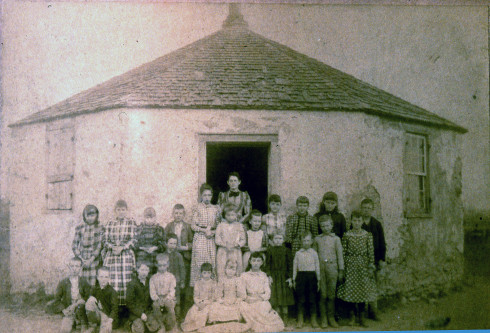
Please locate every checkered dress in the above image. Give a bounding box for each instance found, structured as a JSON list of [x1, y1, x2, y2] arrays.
[[189, 203, 220, 286], [103, 217, 137, 304], [285, 214, 319, 257], [72, 222, 104, 286]]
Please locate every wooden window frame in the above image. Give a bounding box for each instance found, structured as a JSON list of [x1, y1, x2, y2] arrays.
[[403, 132, 431, 218]]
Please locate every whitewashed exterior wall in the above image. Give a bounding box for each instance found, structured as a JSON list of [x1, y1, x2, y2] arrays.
[[8, 108, 463, 297]]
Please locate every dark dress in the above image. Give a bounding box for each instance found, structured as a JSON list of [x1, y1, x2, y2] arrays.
[[265, 245, 295, 307]]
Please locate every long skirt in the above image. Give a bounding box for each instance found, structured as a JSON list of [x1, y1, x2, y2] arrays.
[[240, 301, 284, 333], [103, 248, 135, 304], [208, 301, 242, 323], [181, 305, 210, 332], [190, 233, 216, 287]]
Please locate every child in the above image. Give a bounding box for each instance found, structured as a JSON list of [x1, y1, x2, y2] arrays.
[[360, 198, 386, 321], [262, 194, 287, 243], [208, 259, 244, 324], [150, 253, 177, 331], [47, 257, 91, 333], [103, 200, 137, 305], [314, 192, 347, 239], [135, 207, 166, 272], [239, 252, 285, 333], [217, 172, 252, 224], [165, 233, 186, 319], [313, 215, 344, 328], [264, 233, 294, 325], [337, 210, 377, 327], [85, 267, 119, 333], [165, 204, 193, 314], [181, 263, 217, 332], [190, 184, 220, 287], [293, 231, 321, 328], [215, 203, 246, 281], [72, 204, 104, 287], [242, 210, 267, 270], [126, 261, 162, 333], [285, 196, 318, 257]]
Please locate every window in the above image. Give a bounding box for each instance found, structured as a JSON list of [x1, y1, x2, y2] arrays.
[[403, 133, 430, 216], [46, 124, 75, 211]]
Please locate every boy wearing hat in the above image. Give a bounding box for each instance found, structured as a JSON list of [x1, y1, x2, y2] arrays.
[[135, 207, 166, 273]]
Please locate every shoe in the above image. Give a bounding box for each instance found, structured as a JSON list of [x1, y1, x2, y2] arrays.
[[296, 310, 304, 328], [327, 300, 339, 328]]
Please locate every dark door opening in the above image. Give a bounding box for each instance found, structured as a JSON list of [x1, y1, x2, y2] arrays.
[[206, 142, 269, 214]]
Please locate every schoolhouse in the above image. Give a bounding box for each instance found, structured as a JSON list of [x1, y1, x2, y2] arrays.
[[7, 5, 466, 298]]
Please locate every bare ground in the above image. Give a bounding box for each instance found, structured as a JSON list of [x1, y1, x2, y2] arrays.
[[0, 275, 488, 333]]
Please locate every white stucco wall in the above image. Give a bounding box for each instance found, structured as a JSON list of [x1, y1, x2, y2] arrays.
[[8, 109, 462, 295]]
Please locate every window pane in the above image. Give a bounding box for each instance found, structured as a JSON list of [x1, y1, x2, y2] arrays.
[[418, 176, 426, 210], [405, 174, 420, 211], [418, 137, 426, 174]]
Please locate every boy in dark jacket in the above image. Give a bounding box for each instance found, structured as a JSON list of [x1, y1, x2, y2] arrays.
[[361, 198, 387, 321], [47, 257, 91, 333], [85, 266, 119, 332], [126, 262, 163, 333]]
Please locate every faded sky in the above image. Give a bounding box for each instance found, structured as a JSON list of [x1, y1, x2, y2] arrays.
[[1, 2, 488, 211]]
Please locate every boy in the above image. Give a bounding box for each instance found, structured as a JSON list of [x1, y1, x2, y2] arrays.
[[126, 261, 163, 333], [165, 204, 193, 313], [360, 198, 386, 321], [85, 267, 119, 333], [135, 207, 166, 272], [47, 257, 91, 333], [293, 232, 321, 328], [285, 196, 319, 257], [164, 233, 186, 320], [217, 171, 252, 224], [313, 215, 344, 328], [150, 253, 177, 331]]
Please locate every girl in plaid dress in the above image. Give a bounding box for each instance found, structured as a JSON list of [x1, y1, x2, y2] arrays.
[[190, 184, 220, 287], [103, 200, 137, 305], [72, 204, 104, 286]]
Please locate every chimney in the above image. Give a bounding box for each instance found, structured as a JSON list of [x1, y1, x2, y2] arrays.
[[222, 3, 248, 29]]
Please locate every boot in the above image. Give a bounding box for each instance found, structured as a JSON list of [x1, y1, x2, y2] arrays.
[[368, 301, 380, 321], [327, 299, 339, 328], [311, 313, 319, 328], [296, 308, 304, 328], [319, 301, 329, 328], [358, 303, 368, 328]]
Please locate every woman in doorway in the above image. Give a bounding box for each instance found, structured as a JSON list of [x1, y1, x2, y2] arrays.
[[217, 172, 252, 225]]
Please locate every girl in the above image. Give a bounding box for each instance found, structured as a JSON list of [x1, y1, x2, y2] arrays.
[[72, 204, 104, 286], [239, 252, 285, 333], [262, 194, 287, 243], [208, 259, 243, 323], [337, 210, 377, 327], [181, 263, 217, 332], [242, 210, 267, 269], [264, 233, 294, 325], [215, 203, 246, 281], [103, 199, 137, 304], [190, 184, 220, 287], [314, 191, 347, 239], [217, 172, 252, 224]]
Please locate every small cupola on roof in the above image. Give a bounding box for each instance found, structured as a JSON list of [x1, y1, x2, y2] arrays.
[[10, 4, 466, 133]]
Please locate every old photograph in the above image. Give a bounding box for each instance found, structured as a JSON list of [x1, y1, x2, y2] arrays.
[[0, 2, 489, 332]]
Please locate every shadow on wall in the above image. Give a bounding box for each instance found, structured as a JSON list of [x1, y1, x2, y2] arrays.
[[464, 209, 490, 277], [0, 200, 10, 296]]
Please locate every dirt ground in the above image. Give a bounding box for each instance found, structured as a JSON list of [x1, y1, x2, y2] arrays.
[[0, 274, 488, 333]]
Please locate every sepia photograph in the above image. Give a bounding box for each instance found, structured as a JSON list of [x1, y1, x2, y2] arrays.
[[0, 1, 488, 332]]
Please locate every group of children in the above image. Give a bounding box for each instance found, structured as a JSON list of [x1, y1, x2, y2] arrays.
[[48, 172, 386, 332]]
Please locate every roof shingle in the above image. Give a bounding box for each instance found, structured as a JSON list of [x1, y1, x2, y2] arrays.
[[9, 14, 466, 133]]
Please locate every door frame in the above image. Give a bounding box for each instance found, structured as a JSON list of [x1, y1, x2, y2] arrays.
[[198, 133, 280, 200]]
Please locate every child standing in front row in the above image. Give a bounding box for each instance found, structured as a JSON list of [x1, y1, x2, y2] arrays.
[[337, 210, 377, 327], [215, 203, 246, 281], [265, 233, 294, 325], [263, 194, 287, 243], [293, 231, 321, 328], [314, 215, 344, 328], [242, 210, 268, 269], [165, 233, 186, 320], [150, 253, 177, 331]]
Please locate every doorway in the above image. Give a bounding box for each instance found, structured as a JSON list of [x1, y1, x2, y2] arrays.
[[206, 142, 270, 213]]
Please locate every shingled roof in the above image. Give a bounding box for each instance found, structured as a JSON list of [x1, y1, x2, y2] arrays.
[[10, 5, 466, 133]]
